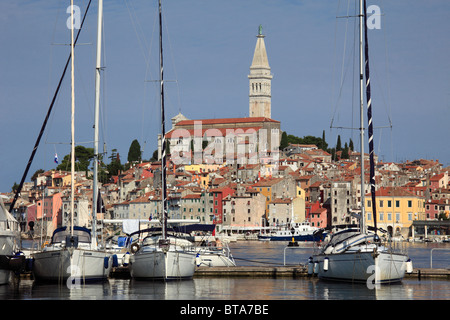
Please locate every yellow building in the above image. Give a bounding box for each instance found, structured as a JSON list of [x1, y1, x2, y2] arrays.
[[365, 187, 425, 238], [183, 164, 222, 188], [184, 164, 221, 173]]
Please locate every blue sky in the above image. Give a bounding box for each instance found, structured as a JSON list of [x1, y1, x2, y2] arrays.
[[1, 0, 449, 193]]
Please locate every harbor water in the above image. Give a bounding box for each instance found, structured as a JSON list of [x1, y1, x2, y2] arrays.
[[1, 241, 449, 301]]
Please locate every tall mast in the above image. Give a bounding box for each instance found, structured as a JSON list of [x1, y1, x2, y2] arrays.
[[363, 0, 377, 234], [70, 0, 76, 236], [158, 0, 168, 240], [358, 0, 366, 234], [92, 0, 103, 246], [8, 1, 92, 212]]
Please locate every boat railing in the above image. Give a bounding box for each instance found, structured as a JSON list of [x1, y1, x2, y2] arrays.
[[0, 220, 20, 232], [380, 235, 408, 255], [430, 248, 450, 269]]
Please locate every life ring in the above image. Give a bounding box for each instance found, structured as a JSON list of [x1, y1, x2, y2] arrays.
[[130, 243, 140, 253]]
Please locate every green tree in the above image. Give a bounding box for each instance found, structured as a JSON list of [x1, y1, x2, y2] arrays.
[[336, 135, 342, 152], [150, 149, 159, 162], [107, 149, 123, 178], [11, 182, 19, 193], [56, 146, 94, 173], [342, 142, 349, 159], [280, 131, 289, 150], [349, 138, 354, 151], [128, 139, 142, 163], [31, 169, 45, 181]]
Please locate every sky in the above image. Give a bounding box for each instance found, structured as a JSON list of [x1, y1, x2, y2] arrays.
[[1, 0, 449, 193]]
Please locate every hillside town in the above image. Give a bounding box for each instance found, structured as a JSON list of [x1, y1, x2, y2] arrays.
[[3, 146, 449, 242], [3, 26, 449, 243]]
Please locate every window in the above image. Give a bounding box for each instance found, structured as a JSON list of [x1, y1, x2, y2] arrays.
[[408, 200, 412, 208], [380, 212, 384, 221], [395, 200, 400, 208], [379, 200, 384, 208], [387, 200, 392, 208], [367, 200, 371, 207], [396, 212, 400, 222], [387, 212, 391, 221]]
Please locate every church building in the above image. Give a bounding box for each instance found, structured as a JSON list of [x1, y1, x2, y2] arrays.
[[164, 26, 280, 165]]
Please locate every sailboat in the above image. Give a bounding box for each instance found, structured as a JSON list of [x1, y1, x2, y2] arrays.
[[129, 0, 197, 280], [311, 0, 412, 284], [32, 0, 111, 284], [0, 196, 24, 284]]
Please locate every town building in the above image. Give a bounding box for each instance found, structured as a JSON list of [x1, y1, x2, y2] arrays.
[[364, 187, 426, 238], [222, 186, 266, 232]]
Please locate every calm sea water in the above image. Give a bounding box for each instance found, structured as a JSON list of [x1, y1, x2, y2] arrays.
[[1, 241, 448, 302]]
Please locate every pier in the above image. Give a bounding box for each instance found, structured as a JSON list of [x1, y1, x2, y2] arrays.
[[18, 265, 449, 281], [103, 265, 450, 280]]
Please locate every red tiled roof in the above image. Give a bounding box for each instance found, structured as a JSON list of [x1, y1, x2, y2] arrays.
[[270, 198, 292, 204], [166, 127, 264, 139], [252, 177, 284, 187], [175, 117, 280, 126], [182, 194, 202, 199]]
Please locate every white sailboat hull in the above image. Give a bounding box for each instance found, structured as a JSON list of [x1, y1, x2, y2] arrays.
[[195, 250, 236, 267], [313, 250, 408, 284], [32, 248, 111, 283], [0, 199, 22, 285], [0, 229, 22, 285], [130, 249, 196, 280]]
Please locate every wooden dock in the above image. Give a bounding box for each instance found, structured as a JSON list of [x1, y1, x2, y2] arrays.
[[18, 265, 449, 280], [107, 266, 450, 280]]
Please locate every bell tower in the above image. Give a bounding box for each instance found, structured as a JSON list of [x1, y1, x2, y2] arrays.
[[249, 25, 272, 118]]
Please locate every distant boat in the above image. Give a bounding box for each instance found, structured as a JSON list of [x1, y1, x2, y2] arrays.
[[129, 0, 196, 281], [0, 196, 24, 284], [32, 0, 111, 284], [195, 243, 236, 267], [258, 221, 326, 242], [311, 0, 412, 284], [185, 224, 236, 267]]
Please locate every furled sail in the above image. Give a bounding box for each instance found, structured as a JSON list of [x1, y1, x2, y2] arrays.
[[363, 0, 377, 232]]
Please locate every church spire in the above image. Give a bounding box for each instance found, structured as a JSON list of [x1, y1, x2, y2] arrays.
[[249, 25, 272, 118]]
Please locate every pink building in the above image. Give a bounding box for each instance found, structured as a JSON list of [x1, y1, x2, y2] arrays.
[[306, 201, 328, 229]]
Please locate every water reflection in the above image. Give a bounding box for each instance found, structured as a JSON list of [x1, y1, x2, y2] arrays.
[[0, 277, 449, 300], [2, 241, 448, 300]]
